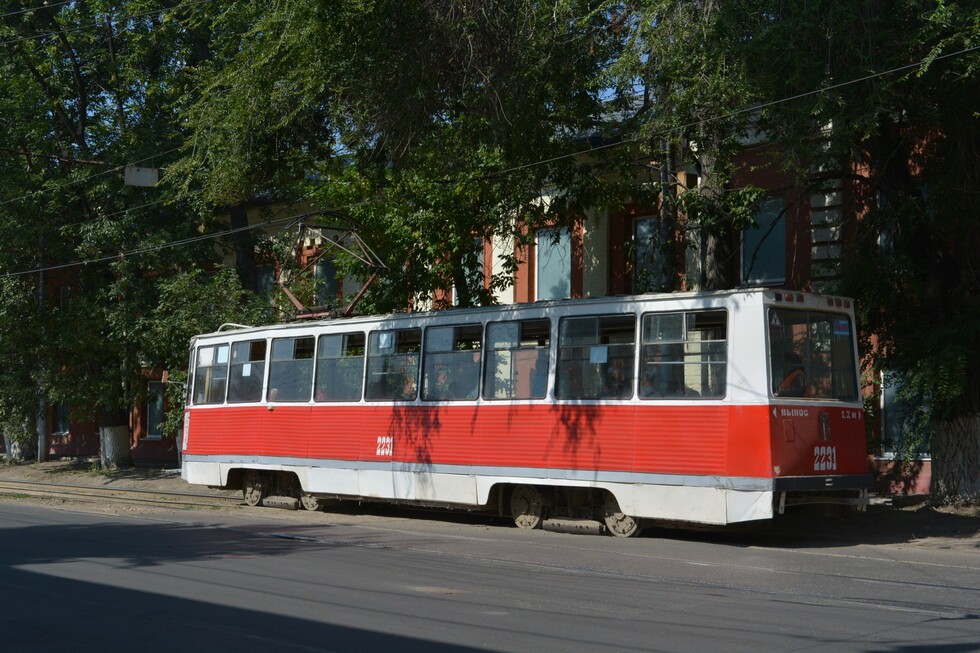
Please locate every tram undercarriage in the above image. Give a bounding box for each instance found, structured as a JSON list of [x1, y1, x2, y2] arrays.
[[222, 468, 645, 537]]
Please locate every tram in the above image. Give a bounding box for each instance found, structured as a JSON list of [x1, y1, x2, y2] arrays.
[[180, 289, 871, 536]]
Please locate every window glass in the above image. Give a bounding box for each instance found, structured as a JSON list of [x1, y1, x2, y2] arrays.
[[147, 382, 165, 438], [185, 347, 196, 404], [484, 319, 550, 400], [742, 198, 786, 285], [315, 259, 339, 306], [53, 404, 70, 435], [256, 265, 276, 305], [267, 336, 315, 401], [537, 227, 571, 300], [556, 315, 635, 399], [422, 325, 482, 401], [633, 216, 666, 293], [228, 340, 267, 403], [769, 309, 857, 401], [640, 311, 727, 399], [193, 343, 229, 404], [366, 328, 422, 401], [314, 332, 365, 401]]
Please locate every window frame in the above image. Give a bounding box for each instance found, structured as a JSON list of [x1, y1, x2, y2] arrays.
[[146, 381, 165, 440], [365, 328, 422, 402], [555, 313, 637, 400], [767, 308, 858, 402], [483, 318, 551, 401], [638, 309, 728, 400], [314, 331, 366, 402], [267, 335, 316, 402], [421, 324, 483, 402], [192, 342, 230, 405], [227, 339, 267, 403]]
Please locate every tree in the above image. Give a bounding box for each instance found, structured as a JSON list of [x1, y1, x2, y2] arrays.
[[174, 0, 630, 311], [0, 1, 269, 465], [598, 1, 979, 499]]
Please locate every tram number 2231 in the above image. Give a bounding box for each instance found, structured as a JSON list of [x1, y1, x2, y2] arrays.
[[376, 436, 394, 457], [813, 445, 838, 472]]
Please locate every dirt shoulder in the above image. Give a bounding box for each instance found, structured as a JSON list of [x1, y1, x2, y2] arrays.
[[1, 458, 977, 551]]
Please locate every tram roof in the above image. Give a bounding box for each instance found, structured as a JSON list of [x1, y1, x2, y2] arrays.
[[192, 287, 853, 342]]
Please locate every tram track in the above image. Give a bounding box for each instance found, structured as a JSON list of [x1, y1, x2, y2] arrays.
[[0, 479, 243, 511]]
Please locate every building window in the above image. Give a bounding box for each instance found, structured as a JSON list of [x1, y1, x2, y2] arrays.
[[536, 227, 571, 300], [314, 259, 339, 306], [880, 371, 931, 458], [453, 237, 484, 306], [633, 216, 666, 293], [256, 265, 276, 305], [147, 382, 165, 439], [741, 198, 786, 285], [53, 404, 70, 435]]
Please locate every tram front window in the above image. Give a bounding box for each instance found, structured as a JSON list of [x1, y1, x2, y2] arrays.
[[769, 309, 858, 401]]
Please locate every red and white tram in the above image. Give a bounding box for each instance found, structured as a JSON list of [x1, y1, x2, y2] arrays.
[[180, 289, 870, 536]]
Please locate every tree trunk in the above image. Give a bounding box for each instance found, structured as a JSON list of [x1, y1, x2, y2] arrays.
[[230, 202, 257, 293], [703, 233, 733, 290], [930, 413, 980, 501], [98, 408, 132, 469]]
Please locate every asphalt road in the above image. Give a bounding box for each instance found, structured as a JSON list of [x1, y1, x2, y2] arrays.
[[1, 502, 978, 653]]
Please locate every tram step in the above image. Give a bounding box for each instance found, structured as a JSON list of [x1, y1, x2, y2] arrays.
[[542, 518, 604, 535], [263, 495, 299, 510]]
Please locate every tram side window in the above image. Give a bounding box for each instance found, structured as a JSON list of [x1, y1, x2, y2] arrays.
[[484, 319, 550, 400], [268, 336, 315, 402], [228, 340, 267, 403], [422, 324, 482, 401], [193, 343, 229, 405], [769, 309, 857, 401], [556, 315, 635, 399], [314, 332, 365, 401], [639, 310, 727, 399], [366, 328, 422, 401]]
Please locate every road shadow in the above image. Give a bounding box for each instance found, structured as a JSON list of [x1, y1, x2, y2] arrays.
[[0, 506, 492, 653], [639, 503, 979, 549], [309, 499, 978, 550]]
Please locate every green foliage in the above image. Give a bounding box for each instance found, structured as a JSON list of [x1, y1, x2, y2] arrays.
[[175, 0, 623, 310]]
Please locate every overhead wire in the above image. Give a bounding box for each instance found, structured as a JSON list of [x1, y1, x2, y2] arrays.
[[0, 1, 73, 20]]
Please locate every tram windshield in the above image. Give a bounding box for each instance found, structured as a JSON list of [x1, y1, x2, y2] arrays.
[[768, 308, 858, 401]]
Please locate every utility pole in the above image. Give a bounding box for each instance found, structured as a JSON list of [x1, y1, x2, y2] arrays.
[[36, 252, 48, 462]]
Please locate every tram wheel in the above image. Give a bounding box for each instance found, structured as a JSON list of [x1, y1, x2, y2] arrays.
[[510, 485, 544, 530], [603, 493, 641, 538], [300, 493, 324, 512], [242, 470, 266, 507]]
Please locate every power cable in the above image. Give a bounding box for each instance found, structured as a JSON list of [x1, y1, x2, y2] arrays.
[[0, 146, 183, 208], [0, 1, 72, 20]]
